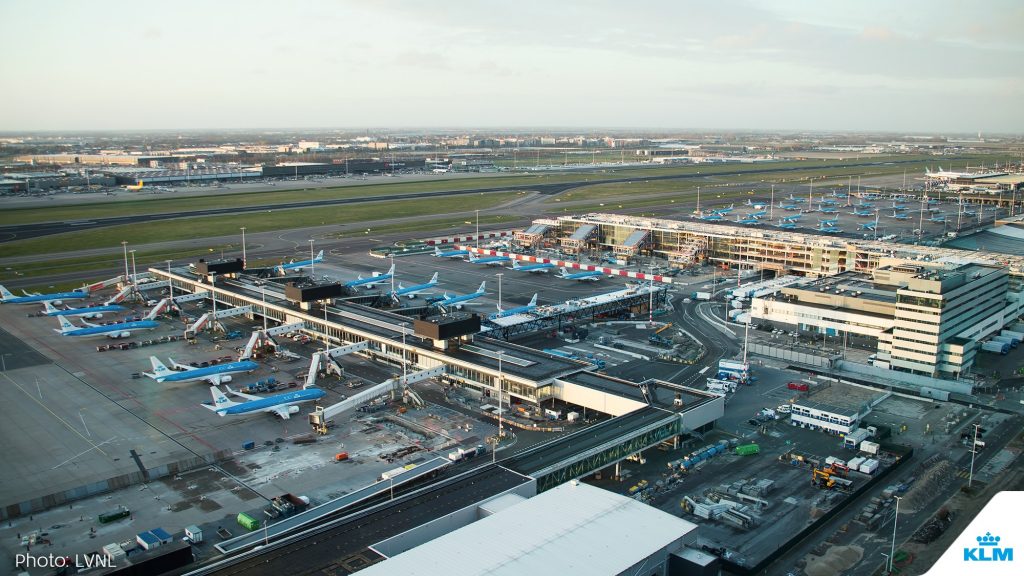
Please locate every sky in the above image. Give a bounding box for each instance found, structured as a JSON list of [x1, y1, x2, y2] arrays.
[[1, 0, 1022, 133]]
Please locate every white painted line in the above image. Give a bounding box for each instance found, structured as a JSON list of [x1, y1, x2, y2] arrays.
[[699, 366, 710, 374]]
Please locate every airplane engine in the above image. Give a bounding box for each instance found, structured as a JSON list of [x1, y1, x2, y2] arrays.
[[87, 313, 103, 320], [220, 375, 232, 383], [455, 303, 464, 310], [52, 300, 63, 306], [287, 405, 300, 414], [117, 331, 131, 339], [407, 294, 417, 299]]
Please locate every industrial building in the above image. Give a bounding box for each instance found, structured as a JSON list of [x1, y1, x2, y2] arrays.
[[752, 261, 1020, 378], [359, 481, 703, 576]]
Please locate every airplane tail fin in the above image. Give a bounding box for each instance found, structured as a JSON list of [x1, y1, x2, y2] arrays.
[[206, 386, 237, 413], [433, 246, 442, 256], [476, 281, 486, 293], [315, 250, 324, 261], [430, 272, 438, 284], [42, 301, 60, 314], [559, 267, 569, 276], [55, 315, 77, 333], [511, 260, 520, 269], [0, 284, 14, 299], [528, 293, 538, 307], [386, 263, 395, 275], [145, 356, 171, 379]]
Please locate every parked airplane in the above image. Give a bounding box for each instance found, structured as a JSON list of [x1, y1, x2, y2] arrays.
[[781, 214, 801, 222], [816, 222, 842, 234], [748, 210, 768, 219], [850, 208, 874, 217], [0, 285, 88, 305], [746, 199, 767, 209], [819, 198, 838, 206], [735, 215, 761, 226], [42, 301, 126, 318], [888, 211, 910, 220], [819, 218, 839, 226], [431, 281, 486, 310], [858, 222, 877, 231], [819, 206, 839, 215], [558, 267, 604, 282], [433, 246, 469, 259], [712, 203, 735, 214], [929, 214, 947, 223], [344, 264, 394, 289], [467, 253, 512, 266], [889, 202, 908, 210], [777, 202, 800, 211], [276, 250, 324, 275], [962, 209, 977, 217], [775, 219, 798, 230], [490, 293, 539, 319], [144, 356, 258, 385], [784, 194, 806, 203], [391, 272, 439, 299], [697, 212, 724, 222], [54, 307, 160, 338], [203, 385, 326, 419], [510, 260, 556, 274]]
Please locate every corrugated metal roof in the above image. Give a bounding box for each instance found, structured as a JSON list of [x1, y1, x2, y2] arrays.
[[361, 482, 697, 576]]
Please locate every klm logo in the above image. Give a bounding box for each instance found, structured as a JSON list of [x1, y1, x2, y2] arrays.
[[964, 532, 1013, 562]]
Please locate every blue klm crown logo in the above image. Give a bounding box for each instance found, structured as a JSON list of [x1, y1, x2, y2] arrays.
[[965, 532, 1013, 562]]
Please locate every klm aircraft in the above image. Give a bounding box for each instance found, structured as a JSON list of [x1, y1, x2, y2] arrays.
[[467, 253, 511, 267], [431, 281, 486, 310], [490, 293, 539, 319], [1, 285, 88, 305], [144, 356, 258, 385], [557, 267, 604, 282], [433, 246, 469, 259], [391, 272, 439, 299], [276, 250, 324, 275], [42, 301, 126, 318], [509, 260, 556, 274], [54, 307, 160, 338], [344, 264, 395, 289], [203, 385, 326, 419]]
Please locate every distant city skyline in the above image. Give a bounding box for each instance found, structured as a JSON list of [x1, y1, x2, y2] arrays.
[[1, 0, 1021, 133]]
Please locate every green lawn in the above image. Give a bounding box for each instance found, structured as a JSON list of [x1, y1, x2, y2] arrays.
[[1, 192, 522, 258]]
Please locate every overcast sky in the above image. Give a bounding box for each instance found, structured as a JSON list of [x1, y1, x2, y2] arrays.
[[1, 0, 1021, 133]]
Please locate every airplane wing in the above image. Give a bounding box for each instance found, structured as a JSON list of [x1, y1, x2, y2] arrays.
[[268, 405, 292, 419]]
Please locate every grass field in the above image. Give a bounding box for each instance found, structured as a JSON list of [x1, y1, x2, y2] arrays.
[[1, 192, 522, 258], [0, 246, 231, 283], [0, 155, 954, 226]]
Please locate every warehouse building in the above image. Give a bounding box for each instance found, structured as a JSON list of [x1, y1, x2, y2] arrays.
[[789, 401, 861, 435], [361, 481, 704, 576]]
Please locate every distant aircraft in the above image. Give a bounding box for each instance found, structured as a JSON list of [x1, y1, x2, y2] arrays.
[[203, 385, 326, 419], [781, 214, 801, 222], [431, 281, 486, 310], [858, 222, 877, 231], [697, 212, 724, 222], [816, 222, 842, 234], [735, 215, 761, 226], [712, 203, 735, 214], [929, 214, 947, 223], [124, 180, 146, 191], [746, 199, 767, 209], [510, 260, 556, 274], [888, 211, 910, 220], [850, 208, 874, 217], [889, 202, 908, 210], [819, 218, 839, 226], [144, 356, 258, 385], [433, 246, 469, 259], [775, 219, 798, 230], [748, 210, 768, 219], [777, 202, 800, 211], [819, 206, 839, 215], [558, 267, 604, 282], [276, 250, 324, 275], [0, 285, 88, 305], [784, 194, 806, 203], [467, 253, 511, 267], [831, 191, 848, 199], [344, 264, 395, 289], [490, 293, 539, 319], [54, 307, 160, 338], [391, 272, 439, 299], [42, 301, 125, 318], [819, 198, 838, 206]]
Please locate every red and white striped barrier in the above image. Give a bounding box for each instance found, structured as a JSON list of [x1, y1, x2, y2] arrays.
[[425, 230, 514, 246], [461, 246, 673, 284]]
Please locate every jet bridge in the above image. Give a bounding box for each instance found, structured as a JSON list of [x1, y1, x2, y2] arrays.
[[309, 366, 444, 434], [185, 305, 253, 337], [304, 341, 370, 387], [81, 275, 125, 293], [239, 322, 305, 359]]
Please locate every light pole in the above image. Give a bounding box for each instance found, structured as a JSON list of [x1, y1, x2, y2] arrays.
[[210, 273, 217, 333], [968, 423, 981, 488], [240, 227, 247, 267], [1, 353, 11, 372], [889, 495, 902, 573], [129, 250, 137, 288], [475, 210, 480, 248], [166, 260, 174, 314], [496, 272, 503, 312], [261, 285, 268, 332], [121, 241, 129, 284], [497, 351, 504, 441], [309, 239, 315, 280]]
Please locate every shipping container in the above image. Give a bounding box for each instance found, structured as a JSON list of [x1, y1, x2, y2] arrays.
[[335, 452, 349, 462], [787, 381, 810, 392], [184, 525, 203, 544], [693, 291, 712, 301], [1000, 329, 1024, 342], [859, 459, 880, 474], [981, 340, 1009, 354], [859, 441, 880, 455], [237, 512, 260, 531], [847, 457, 866, 470], [992, 335, 1017, 348]]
